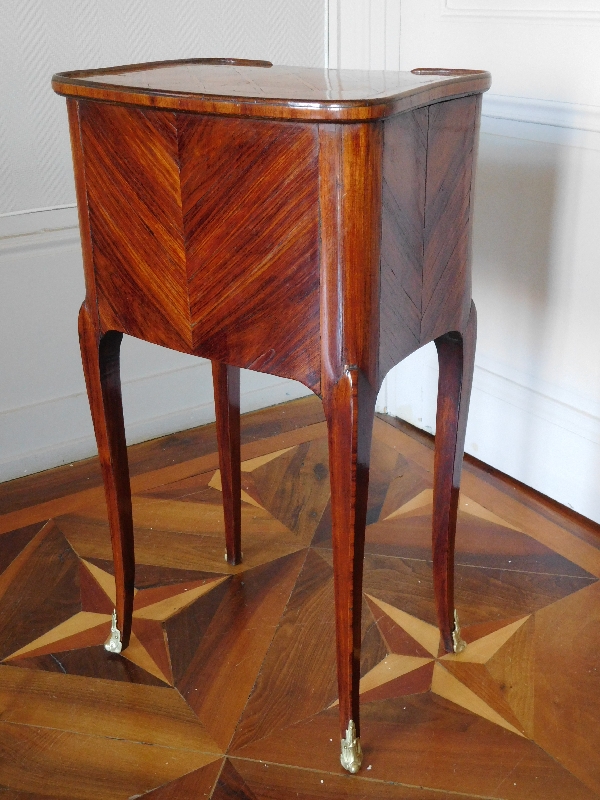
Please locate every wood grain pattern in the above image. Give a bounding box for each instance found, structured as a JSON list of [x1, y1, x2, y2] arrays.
[[78, 304, 134, 647], [247, 438, 331, 544], [230, 549, 337, 753], [378, 107, 428, 376], [79, 102, 191, 352], [67, 99, 98, 315], [220, 757, 463, 800], [231, 704, 596, 800], [378, 95, 480, 377], [421, 95, 480, 343], [433, 302, 477, 651], [0, 522, 79, 662], [212, 362, 242, 565], [0, 721, 219, 800], [180, 115, 321, 389], [176, 550, 306, 751], [0, 398, 599, 798], [80, 104, 322, 389], [318, 120, 382, 741], [143, 759, 223, 799], [0, 665, 220, 753], [534, 580, 600, 795]]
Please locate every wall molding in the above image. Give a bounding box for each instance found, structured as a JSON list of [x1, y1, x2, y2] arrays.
[[0, 225, 80, 258], [0, 205, 78, 242], [0, 221, 312, 483], [381, 348, 600, 523], [443, 0, 600, 21], [1, 1, 326, 219], [467, 364, 600, 522], [327, 0, 339, 68], [482, 94, 600, 133], [473, 359, 600, 445], [0, 361, 311, 483], [327, 0, 401, 70]]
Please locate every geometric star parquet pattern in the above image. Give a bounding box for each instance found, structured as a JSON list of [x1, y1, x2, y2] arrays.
[[1, 396, 600, 799]]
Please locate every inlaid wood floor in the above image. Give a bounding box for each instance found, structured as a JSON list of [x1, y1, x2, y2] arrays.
[[1, 396, 599, 799]]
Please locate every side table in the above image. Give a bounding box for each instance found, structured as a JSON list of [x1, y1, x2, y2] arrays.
[[52, 59, 490, 773]]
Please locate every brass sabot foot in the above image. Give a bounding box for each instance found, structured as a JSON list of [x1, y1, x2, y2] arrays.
[[104, 609, 123, 654], [340, 720, 362, 774], [452, 609, 466, 654]]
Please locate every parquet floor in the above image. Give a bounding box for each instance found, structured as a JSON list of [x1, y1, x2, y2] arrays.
[[1, 396, 600, 799]]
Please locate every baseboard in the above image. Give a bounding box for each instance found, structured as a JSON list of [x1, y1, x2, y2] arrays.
[[0, 363, 312, 483], [482, 94, 600, 133], [380, 348, 600, 524], [0, 205, 78, 241], [466, 364, 600, 524], [0, 213, 312, 484], [442, 1, 600, 22]]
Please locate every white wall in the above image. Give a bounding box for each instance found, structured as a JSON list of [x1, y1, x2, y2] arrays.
[[0, 0, 323, 481], [4, 0, 600, 527], [335, 1, 600, 522]]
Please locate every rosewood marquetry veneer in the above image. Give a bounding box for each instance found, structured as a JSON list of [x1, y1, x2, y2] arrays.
[[52, 58, 490, 773]]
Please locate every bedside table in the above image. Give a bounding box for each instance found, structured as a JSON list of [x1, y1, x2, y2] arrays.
[[52, 58, 490, 772]]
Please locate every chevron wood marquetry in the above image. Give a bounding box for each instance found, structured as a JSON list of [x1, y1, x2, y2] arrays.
[[378, 94, 480, 373], [182, 115, 322, 387], [80, 102, 191, 353], [1, 398, 599, 798], [50, 58, 496, 774]]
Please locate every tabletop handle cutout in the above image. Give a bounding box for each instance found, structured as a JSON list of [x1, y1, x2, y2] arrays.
[[194, 58, 273, 68], [411, 67, 487, 76]]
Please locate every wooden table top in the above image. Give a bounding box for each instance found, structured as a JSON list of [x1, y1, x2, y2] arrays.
[[52, 59, 491, 121]]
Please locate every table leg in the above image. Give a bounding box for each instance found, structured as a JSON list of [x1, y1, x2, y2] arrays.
[[78, 304, 134, 652], [324, 368, 376, 774], [212, 361, 242, 566], [433, 301, 477, 654]]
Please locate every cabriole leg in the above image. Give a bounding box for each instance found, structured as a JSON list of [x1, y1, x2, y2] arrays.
[[324, 368, 376, 774], [433, 301, 477, 653], [78, 303, 134, 652], [212, 361, 242, 566]]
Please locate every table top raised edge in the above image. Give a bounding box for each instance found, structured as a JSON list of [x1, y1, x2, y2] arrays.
[[52, 59, 491, 122]]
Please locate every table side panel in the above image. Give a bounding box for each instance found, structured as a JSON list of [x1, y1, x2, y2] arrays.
[[180, 115, 321, 392], [79, 102, 192, 351], [378, 108, 428, 379], [378, 94, 482, 380], [420, 94, 480, 343]]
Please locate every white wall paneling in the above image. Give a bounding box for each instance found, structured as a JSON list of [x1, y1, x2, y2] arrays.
[[0, 235, 312, 481], [329, 0, 600, 522], [442, 0, 600, 21], [399, 0, 600, 105], [5, 1, 600, 528], [0, 0, 326, 216], [0, 227, 311, 482], [483, 95, 600, 136], [328, 0, 401, 70], [0, 1, 324, 483]]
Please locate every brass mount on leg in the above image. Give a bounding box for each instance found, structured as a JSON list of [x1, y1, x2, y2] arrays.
[[452, 609, 466, 654], [340, 719, 362, 774], [104, 609, 123, 654]]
